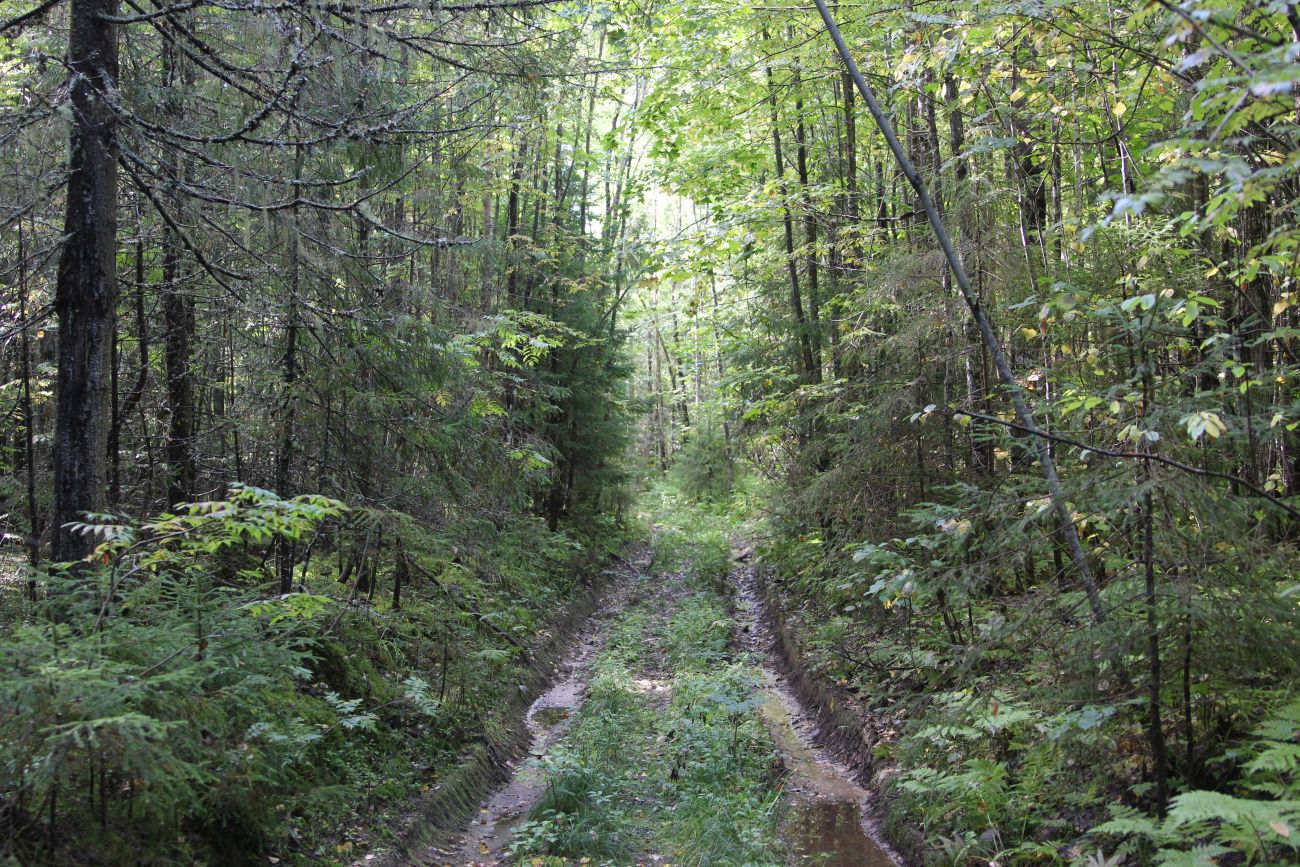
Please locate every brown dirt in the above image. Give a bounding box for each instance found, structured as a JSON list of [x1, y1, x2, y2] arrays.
[[374, 544, 651, 867], [731, 553, 908, 867]]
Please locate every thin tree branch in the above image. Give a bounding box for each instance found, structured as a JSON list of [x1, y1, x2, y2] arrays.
[[813, 0, 1106, 623], [952, 408, 1300, 522]]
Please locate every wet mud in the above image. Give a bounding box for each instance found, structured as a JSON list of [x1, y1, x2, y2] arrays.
[[421, 552, 647, 866], [733, 560, 902, 867], [403, 542, 904, 867]]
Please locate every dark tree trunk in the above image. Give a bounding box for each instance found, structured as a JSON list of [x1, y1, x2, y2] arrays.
[[162, 44, 196, 508], [276, 144, 303, 595], [53, 0, 120, 562], [506, 138, 527, 304], [163, 272, 195, 507]]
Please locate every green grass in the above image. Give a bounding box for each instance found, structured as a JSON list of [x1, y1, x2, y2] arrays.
[[511, 519, 784, 867]]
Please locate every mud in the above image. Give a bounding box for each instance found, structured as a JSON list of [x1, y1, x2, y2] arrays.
[[733, 560, 903, 867], [380, 545, 649, 866], [416, 549, 648, 867], [392, 541, 908, 867]]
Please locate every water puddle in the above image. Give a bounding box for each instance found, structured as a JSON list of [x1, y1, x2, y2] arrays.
[[532, 706, 570, 728], [438, 552, 648, 865], [785, 800, 897, 867], [759, 684, 897, 867], [449, 643, 598, 862], [733, 562, 902, 867]]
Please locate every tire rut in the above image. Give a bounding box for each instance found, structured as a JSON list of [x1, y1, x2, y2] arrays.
[[731, 555, 904, 867], [418, 544, 651, 866]]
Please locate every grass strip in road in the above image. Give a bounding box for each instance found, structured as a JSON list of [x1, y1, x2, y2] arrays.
[[509, 563, 784, 866]]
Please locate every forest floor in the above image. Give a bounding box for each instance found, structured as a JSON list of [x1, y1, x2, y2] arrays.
[[413, 525, 901, 867]]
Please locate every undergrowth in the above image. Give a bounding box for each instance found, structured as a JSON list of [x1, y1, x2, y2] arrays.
[[0, 487, 629, 865], [759, 497, 1300, 866]]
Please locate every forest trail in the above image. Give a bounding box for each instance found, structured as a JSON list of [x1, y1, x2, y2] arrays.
[[420, 534, 901, 867]]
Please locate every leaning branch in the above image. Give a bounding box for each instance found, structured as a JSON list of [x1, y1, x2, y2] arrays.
[[0, 0, 62, 32], [953, 409, 1300, 522], [812, 0, 1106, 624]]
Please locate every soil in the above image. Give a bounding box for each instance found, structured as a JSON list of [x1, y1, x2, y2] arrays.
[[415, 546, 651, 867]]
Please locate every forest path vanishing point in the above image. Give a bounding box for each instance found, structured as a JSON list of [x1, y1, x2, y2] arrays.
[[414, 533, 902, 867]]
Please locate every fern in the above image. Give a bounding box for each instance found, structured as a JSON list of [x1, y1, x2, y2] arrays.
[[1246, 742, 1300, 775], [1166, 790, 1300, 828], [1092, 805, 1168, 842], [1092, 696, 1300, 864], [1154, 844, 1233, 867], [1254, 698, 1300, 743]]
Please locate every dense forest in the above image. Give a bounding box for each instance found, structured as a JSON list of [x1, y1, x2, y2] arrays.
[[1, 0, 1299, 864]]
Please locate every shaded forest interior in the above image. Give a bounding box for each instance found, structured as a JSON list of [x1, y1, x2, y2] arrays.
[[1, 0, 1300, 864]]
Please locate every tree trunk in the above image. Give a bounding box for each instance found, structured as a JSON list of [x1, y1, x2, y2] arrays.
[[763, 39, 816, 383], [792, 55, 823, 383], [18, 222, 42, 591], [53, 0, 120, 562], [276, 143, 303, 595], [162, 44, 196, 508], [506, 137, 526, 304]]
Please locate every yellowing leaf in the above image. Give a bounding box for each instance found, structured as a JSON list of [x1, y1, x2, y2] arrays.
[[1113, 101, 1127, 117]]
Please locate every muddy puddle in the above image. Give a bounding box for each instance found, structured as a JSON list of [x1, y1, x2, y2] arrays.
[[762, 685, 898, 867], [427, 555, 646, 866], [785, 800, 895, 867], [734, 562, 902, 867]]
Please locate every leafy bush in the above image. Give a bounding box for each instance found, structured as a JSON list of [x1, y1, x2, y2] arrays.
[[0, 486, 349, 862]]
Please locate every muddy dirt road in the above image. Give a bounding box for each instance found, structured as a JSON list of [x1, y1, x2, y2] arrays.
[[415, 541, 901, 867]]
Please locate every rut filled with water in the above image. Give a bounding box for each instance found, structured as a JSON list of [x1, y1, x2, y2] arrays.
[[733, 559, 902, 867]]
